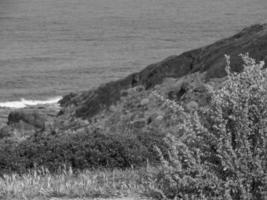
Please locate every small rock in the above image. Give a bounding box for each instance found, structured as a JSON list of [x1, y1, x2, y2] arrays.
[[8, 110, 46, 130], [147, 113, 163, 125], [185, 101, 199, 111], [132, 120, 146, 129], [109, 105, 117, 112], [140, 98, 149, 106], [155, 115, 163, 121]]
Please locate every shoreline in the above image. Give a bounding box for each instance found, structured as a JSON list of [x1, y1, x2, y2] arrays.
[[0, 98, 62, 127], [0, 96, 62, 109]]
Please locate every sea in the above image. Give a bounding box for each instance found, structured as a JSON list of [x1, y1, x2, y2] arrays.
[[0, 0, 266, 108]]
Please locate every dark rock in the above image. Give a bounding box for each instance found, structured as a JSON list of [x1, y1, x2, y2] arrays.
[[168, 82, 192, 101], [131, 120, 146, 129], [60, 24, 267, 120], [58, 92, 77, 108], [7, 110, 46, 130], [182, 84, 213, 107]]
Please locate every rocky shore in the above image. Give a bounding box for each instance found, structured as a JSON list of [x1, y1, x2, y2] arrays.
[[0, 104, 60, 139]]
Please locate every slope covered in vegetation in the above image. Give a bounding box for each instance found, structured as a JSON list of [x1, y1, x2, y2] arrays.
[[1, 54, 266, 200], [0, 24, 266, 200]]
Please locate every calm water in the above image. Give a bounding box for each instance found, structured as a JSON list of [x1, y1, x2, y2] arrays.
[[0, 0, 266, 102]]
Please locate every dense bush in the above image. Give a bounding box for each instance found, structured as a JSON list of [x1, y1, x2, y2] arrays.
[[0, 86, 168, 174], [152, 54, 267, 200], [0, 126, 165, 174]]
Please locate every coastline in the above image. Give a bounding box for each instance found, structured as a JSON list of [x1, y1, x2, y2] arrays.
[[0, 97, 61, 127], [0, 23, 266, 200]]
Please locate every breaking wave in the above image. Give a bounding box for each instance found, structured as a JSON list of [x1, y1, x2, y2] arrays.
[[0, 96, 62, 109]]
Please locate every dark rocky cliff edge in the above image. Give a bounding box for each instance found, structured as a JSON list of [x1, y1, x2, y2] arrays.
[[60, 24, 267, 119]]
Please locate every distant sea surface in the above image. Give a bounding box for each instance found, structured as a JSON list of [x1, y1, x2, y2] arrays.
[[0, 0, 266, 105]]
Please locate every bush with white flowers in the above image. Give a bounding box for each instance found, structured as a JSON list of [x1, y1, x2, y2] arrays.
[[152, 54, 267, 200]]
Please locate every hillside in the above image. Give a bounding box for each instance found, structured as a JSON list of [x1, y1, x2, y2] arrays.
[[59, 24, 267, 119], [0, 23, 266, 200], [0, 24, 266, 169]]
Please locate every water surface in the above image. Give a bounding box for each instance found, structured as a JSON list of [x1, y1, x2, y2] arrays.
[[0, 0, 266, 102]]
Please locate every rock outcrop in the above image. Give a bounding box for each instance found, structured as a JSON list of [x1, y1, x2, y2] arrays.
[[60, 24, 267, 119], [0, 105, 60, 140], [7, 110, 46, 129]]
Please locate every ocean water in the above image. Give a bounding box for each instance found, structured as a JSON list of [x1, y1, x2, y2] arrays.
[[0, 0, 266, 107]]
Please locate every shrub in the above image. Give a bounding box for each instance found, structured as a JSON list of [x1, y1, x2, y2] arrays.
[[152, 54, 267, 200], [0, 127, 160, 173], [0, 85, 167, 174]]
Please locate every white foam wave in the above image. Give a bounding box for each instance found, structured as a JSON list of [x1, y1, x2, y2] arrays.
[[0, 96, 62, 109]]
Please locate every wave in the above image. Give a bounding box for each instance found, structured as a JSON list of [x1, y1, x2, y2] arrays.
[[0, 96, 62, 109]]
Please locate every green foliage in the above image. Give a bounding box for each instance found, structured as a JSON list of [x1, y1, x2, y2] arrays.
[[152, 54, 267, 200]]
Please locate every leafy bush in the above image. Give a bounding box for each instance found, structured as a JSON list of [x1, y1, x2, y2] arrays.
[[0, 127, 164, 174], [0, 86, 167, 174], [152, 54, 267, 200]]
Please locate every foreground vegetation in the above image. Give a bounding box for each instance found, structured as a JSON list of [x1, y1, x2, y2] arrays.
[[150, 54, 267, 199], [0, 167, 155, 200], [0, 55, 266, 200]]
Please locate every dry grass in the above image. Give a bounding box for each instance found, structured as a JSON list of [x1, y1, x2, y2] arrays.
[[0, 167, 155, 200]]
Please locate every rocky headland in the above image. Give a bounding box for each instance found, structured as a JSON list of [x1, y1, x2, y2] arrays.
[[59, 24, 267, 119], [0, 23, 266, 172], [0, 23, 267, 200]]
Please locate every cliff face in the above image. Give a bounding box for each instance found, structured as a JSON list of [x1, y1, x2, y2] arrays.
[[59, 24, 267, 119]]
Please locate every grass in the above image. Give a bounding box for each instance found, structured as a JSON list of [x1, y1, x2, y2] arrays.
[[0, 167, 156, 200]]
